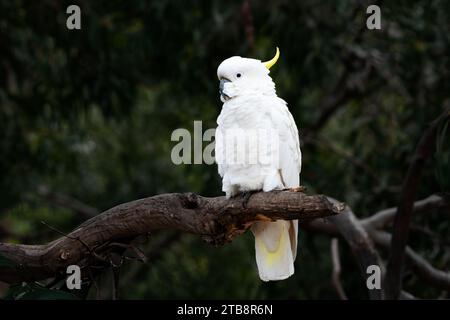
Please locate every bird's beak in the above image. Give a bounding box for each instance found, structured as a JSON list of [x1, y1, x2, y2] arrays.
[[219, 78, 231, 100]]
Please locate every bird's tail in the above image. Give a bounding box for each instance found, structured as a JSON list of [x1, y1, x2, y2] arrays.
[[251, 220, 298, 281]]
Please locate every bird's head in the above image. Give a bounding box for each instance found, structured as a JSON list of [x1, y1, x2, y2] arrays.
[[217, 48, 280, 102]]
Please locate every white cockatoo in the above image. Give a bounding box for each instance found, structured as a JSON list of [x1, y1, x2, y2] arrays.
[[215, 48, 302, 281]]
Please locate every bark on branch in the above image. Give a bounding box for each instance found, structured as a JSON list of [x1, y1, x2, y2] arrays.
[[0, 190, 343, 284]]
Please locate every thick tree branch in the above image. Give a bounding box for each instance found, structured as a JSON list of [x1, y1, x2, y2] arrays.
[[385, 107, 450, 299], [0, 190, 342, 284], [326, 197, 384, 300]]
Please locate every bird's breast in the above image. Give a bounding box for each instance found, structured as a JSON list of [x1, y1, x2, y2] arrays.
[[218, 97, 268, 129]]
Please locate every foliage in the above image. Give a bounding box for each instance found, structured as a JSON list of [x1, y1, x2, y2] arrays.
[[0, 0, 449, 299]]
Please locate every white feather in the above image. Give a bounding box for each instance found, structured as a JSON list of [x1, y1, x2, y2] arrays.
[[215, 55, 301, 281]]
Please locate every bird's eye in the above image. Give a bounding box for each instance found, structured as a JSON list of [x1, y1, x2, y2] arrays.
[[236, 73, 242, 78]]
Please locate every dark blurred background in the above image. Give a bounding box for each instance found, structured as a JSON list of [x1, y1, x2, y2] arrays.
[[0, 0, 449, 299]]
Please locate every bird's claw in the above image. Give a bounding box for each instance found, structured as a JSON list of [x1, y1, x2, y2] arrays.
[[241, 191, 256, 209], [287, 186, 306, 192]]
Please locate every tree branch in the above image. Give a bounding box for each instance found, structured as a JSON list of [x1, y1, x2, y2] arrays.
[[0, 190, 342, 284], [385, 107, 450, 299], [331, 238, 348, 300], [326, 197, 384, 300], [361, 194, 449, 230], [370, 230, 450, 291], [306, 194, 450, 297]]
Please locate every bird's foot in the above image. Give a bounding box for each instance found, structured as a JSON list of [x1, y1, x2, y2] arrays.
[[285, 186, 307, 192], [240, 191, 257, 209]]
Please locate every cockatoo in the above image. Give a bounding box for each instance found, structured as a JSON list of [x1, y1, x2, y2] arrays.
[[215, 48, 302, 281]]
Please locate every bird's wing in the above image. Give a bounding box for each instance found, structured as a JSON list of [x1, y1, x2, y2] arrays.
[[265, 97, 302, 258], [265, 97, 302, 187]]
